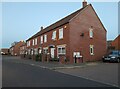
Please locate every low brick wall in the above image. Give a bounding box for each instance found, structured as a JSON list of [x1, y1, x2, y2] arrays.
[[25, 55, 32, 59]]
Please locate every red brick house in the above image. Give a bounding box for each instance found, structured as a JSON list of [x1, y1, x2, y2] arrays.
[[20, 43, 27, 58], [1, 48, 9, 55], [111, 35, 120, 50], [26, 1, 107, 63], [10, 41, 25, 56]]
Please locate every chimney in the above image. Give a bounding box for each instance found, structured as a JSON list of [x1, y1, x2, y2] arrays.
[[41, 26, 43, 31], [82, 0, 87, 8]]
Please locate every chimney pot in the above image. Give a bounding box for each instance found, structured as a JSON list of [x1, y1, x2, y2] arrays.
[[41, 26, 43, 31], [82, 0, 87, 8]]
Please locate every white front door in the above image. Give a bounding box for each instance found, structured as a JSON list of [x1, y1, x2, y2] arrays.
[[51, 48, 55, 58]]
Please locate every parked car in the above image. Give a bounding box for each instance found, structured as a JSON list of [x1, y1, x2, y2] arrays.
[[102, 50, 120, 63], [1, 52, 6, 55]]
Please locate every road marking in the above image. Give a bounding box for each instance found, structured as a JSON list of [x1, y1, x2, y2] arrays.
[[30, 64, 35, 66]]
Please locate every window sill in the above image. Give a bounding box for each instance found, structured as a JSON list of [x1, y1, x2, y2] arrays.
[[90, 54, 94, 56], [58, 38, 63, 40]]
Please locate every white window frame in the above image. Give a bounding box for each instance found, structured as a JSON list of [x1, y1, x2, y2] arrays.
[[35, 38, 37, 45], [28, 41, 30, 46], [89, 28, 93, 38], [32, 39, 35, 46], [57, 46, 66, 56], [59, 28, 63, 39], [90, 45, 94, 55], [52, 31, 56, 40], [27, 42, 28, 47], [44, 34, 47, 43], [41, 36, 43, 44], [43, 47, 48, 54]]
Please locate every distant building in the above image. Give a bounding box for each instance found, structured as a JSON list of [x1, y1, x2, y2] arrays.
[[1, 48, 9, 55], [10, 41, 25, 56], [111, 35, 120, 50], [107, 40, 114, 51], [20, 43, 27, 58], [11, 42, 18, 47]]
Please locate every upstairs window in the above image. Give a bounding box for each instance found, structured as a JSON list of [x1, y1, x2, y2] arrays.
[[27, 42, 29, 47], [89, 28, 93, 38], [32, 39, 35, 46], [90, 45, 94, 55], [27, 41, 30, 47], [44, 34, 47, 43], [41, 36, 43, 44], [52, 31, 56, 40], [35, 38, 37, 45], [59, 28, 63, 39]]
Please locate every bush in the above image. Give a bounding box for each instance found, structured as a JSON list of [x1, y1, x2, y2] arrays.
[[39, 53, 42, 61], [35, 54, 42, 62], [65, 58, 69, 62], [51, 57, 59, 62], [35, 55, 39, 61]]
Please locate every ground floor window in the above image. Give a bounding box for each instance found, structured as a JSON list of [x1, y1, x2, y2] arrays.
[[43, 47, 48, 54], [57, 46, 66, 55], [90, 45, 94, 55], [31, 50, 34, 55]]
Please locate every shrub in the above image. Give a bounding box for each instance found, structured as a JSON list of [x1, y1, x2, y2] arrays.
[[35, 55, 39, 61]]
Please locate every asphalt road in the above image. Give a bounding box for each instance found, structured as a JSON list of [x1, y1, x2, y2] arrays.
[[2, 56, 115, 87], [57, 62, 119, 87]]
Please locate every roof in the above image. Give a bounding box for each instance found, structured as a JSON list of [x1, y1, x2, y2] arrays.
[[112, 34, 120, 42], [26, 4, 89, 41]]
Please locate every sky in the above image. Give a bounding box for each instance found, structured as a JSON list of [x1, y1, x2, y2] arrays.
[[1, 1, 119, 48]]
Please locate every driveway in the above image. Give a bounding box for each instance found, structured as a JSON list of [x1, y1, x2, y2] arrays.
[[56, 62, 119, 87]]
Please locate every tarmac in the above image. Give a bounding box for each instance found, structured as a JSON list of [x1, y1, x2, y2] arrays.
[[2, 55, 100, 70]]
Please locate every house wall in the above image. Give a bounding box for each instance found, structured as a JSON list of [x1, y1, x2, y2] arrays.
[[69, 5, 107, 63], [1, 48, 9, 54], [12, 41, 25, 56], [26, 23, 70, 60], [111, 35, 120, 50], [40, 23, 70, 59]]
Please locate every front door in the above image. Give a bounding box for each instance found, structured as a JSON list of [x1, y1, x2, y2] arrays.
[[51, 48, 55, 58]]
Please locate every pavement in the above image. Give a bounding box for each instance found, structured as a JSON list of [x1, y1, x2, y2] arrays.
[[2, 55, 114, 87], [2, 55, 119, 87], [2, 55, 102, 70]]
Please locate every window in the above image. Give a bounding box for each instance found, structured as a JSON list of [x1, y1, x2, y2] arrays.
[[32, 39, 34, 46], [89, 28, 93, 38], [28, 41, 30, 46], [41, 36, 43, 44], [31, 50, 33, 55], [59, 28, 63, 39], [90, 45, 94, 55], [27, 42, 28, 47], [35, 38, 37, 45], [44, 34, 47, 43], [52, 31, 56, 40], [43, 48, 48, 54], [57, 47, 66, 55]]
